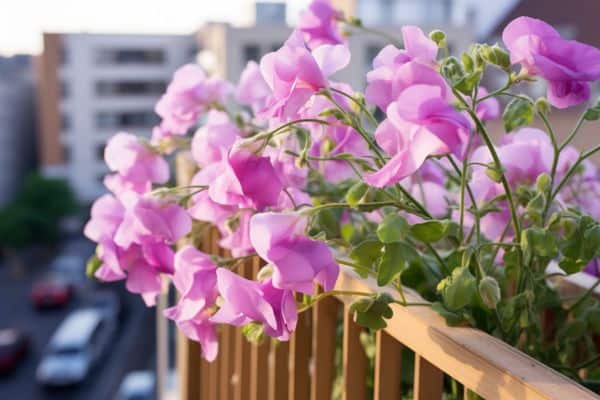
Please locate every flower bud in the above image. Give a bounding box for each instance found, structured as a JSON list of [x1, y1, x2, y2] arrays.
[[479, 276, 501, 309], [535, 97, 551, 116], [256, 264, 274, 281], [480, 44, 511, 70], [429, 30, 447, 48]]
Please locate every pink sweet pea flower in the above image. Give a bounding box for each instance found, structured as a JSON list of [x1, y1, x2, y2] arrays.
[[235, 61, 271, 114], [115, 195, 192, 249], [84, 194, 125, 242], [208, 144, 283, 211], [474, 87, 500, 121], [366, 60, 448, 112], [260, 30, 350, 119], [164, 246, 219, 361], [298, 0, 346, 49], [104, 133, 169, 187], [249, 212, 339, 294], [217, 210, 255, 257], [104, 173, 151, 198], [365, 26, 440, 111], [365, 84, 470, 187], [191, 110, 241, 167], [503, 16, 600, 109], [211, 269, 297, 341], [155, 64, 231, 134]]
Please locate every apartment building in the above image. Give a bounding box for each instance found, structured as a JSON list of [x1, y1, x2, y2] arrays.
[[36, 33, 196, 202], [199, 0, 471, 89], [0, 55, 36, 206]]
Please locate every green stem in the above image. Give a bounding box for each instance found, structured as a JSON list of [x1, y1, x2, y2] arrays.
[[340, 19, 402, 46], [537, 111, 560, 220], [551, 144, 600, 201], [567, 278, 600, 313], [328, 87, 379, 127], [559, 112, 586, 151]]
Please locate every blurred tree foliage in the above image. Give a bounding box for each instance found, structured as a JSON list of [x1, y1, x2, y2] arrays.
[[0, 173, 77, 250]]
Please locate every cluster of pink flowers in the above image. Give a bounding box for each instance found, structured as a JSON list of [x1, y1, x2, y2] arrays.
[[84, 1, 600, 361]]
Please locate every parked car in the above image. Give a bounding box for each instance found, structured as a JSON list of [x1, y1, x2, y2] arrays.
[[49, 254, 87, 287], [114, 370, 155, 400], [36, 308, 116, 386], [30, 276, 73, 309], [0, 328, 29, 374]]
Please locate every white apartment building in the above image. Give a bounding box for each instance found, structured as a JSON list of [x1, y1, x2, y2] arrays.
[[37, 33, 196, 202]]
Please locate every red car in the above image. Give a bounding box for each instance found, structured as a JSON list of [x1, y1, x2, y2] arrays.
[[30, 278, 73, 309], [0, 329, 29, 374]]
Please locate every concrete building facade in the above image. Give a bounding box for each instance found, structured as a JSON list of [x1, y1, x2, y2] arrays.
[[36, 33, 196, 202]]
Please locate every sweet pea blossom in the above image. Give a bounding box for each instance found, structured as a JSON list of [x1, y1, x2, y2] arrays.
[[503, 16, 600, 108], [155, 64, 231, 134], [208, 144, 283, 211], [191, 111, 241, 167], [260, 30, 350, 119], [164, 246, 219, 361], [297, 0, 346, 49], [250, 212, 339, 294], [115, 195, 192, 250], [84, 194, 125, 243], [365, 84, 470, 188], [235, 61, 271, 114], [211, 269, 297, 341], [366, 26, 442, 111], [104, 133, 169, 188]]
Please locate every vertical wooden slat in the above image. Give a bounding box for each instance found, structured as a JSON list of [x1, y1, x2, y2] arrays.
[[414, 355, 444, 400], [268, 340, 289, 400], [177, 334, 203, 400], [218, 248, 234, 400], [233, 259, 252, 400], [342, 304, 368, 400], [374, 330, 402, 400], [250, 257, 269, 400], [289, 302, 312, 400], [310, 293, 339, 400]]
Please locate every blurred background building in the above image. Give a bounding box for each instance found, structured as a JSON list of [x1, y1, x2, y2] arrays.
[[0, 55, 36, 206], [36, 33, 196, 202]]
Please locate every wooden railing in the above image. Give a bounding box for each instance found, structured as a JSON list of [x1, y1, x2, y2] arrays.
[[175, 155, 599, 400]]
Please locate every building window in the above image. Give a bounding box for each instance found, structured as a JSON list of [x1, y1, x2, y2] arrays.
[[96, 48, 165, 65], [60, 81, 69, 98], [95, 80, 166, 96], [365, 45, 382, 68], [95, 110, 159, 129], [96, 144, 105, 161], [62, 145, 71, 163], [243, 44, 261, 63], [61, 113, 70, 131]]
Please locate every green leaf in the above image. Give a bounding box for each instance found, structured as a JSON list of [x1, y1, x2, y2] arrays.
[[503, 97, 534, 132], [350, 293, 394, 330], [584, 99, 600, 121], [345, 182, 370, 206], [410, 219, 450, 243], [242, 322, 265, 344], [377, 214, 409, 243], [350, 240, 383, 270], [437, 266, 477, 311], [377, 243, 409, 286], [520, 227, 559, 264], [431, 302, 467, 326], [86, 253, 102, 279]]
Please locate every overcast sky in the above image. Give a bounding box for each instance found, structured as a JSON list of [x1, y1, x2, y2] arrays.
[[0, 0, 309, 55]]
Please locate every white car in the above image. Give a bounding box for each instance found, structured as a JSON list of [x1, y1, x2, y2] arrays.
[[115, 370, 155, 400], [36, 308, 115, 386]]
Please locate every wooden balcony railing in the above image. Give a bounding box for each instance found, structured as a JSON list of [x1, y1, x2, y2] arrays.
[[175, 155, 599, 400]]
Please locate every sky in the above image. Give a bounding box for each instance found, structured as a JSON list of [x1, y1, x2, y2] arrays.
[[0, 0, 308, 55]]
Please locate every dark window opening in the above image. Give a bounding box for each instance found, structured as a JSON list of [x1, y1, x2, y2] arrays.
[[96, 48, 165, 64], [95, 80, 166, 96]]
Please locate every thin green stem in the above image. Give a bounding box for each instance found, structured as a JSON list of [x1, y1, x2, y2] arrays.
[[560, 113, 586, 151], [551, 144, 600, 200], [328, 87, 379, 126], [339, 19, 401, 46], [567, 277, 600, 313]]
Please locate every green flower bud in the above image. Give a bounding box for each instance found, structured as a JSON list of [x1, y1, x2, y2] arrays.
[[256, 264, 274, 281], [535, 97, 551, 116], [429, 30, 447, 48], [479, 276, 501, 309]]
